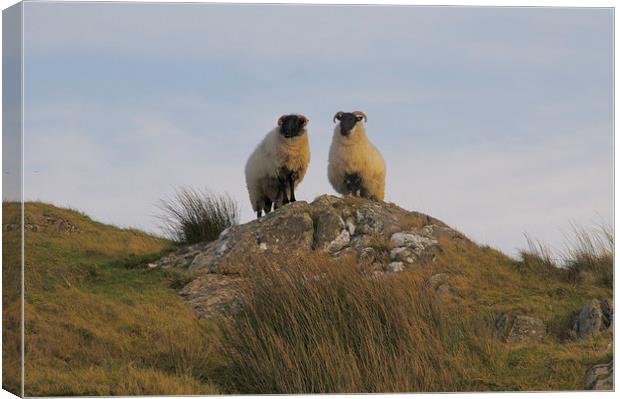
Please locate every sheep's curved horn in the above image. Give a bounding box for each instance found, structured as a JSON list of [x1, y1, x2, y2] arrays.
[[277, 115, 286, 126], [333, 111, 344, 123], [352, 111, 367, 122]]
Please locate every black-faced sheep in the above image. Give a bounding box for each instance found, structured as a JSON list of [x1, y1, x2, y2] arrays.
[[328, 111, 386, 201], [245, 114, 311, 218]]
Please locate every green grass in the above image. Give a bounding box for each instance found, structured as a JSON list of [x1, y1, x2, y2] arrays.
[[3, 202, 222, 396]]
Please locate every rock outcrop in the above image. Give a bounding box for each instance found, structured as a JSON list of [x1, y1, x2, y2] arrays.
[[152, 195, 467, 318], [495, 314, 547, 344]]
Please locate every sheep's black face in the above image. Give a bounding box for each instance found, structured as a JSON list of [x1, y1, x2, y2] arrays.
[[336, 113, 363, 136], [278, 115, 307, 138]]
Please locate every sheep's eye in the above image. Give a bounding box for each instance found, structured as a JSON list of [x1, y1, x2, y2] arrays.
[[356, 116, 363, 121]]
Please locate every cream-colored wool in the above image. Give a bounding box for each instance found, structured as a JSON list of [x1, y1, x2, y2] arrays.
[[328, 122, 386, 201], [245, 127, 311, 212]]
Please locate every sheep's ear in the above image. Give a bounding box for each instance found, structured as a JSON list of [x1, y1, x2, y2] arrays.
[[277, 115, 285, 126], [299, 115, 308, 126], [352, 111, 367, 123], [333, 111, 344, 123]]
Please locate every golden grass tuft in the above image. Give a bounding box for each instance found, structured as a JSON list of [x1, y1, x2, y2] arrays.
[[218, 254, 499, 393]]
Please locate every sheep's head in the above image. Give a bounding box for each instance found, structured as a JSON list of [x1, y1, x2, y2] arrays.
[[278, 114, 308, 138], [333, 111, 367, 137]]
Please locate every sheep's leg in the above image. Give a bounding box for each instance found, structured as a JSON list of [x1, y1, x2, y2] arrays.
[[274, 180, 286, 209], [279, 175, 290, 205], [345, 173, 362, 197], [263, 197, 273, 214], [288, 171, 299, 203], [360, 187, 375, 201]]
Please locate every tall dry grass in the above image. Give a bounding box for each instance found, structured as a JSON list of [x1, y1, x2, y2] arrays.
[[563, 224, 613, 288], [218, 255, 497, 393], [158, 187, 239, 244], [517, 225, 613, 288]]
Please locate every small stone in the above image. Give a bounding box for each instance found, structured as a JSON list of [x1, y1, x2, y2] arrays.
[[345, 217, 356, 236], [387, 262, 405, 273], [215, 242, 229, 256], [259, 242, 268, 251], [389, 247, 417, 264], [147, 263, 158, 269], [424, 273, 450, 289], [585, 360, 613, 390], [359, 247, 377, 261]]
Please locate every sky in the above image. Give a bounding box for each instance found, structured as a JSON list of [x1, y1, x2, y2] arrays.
[[17, 2, 613, 256]]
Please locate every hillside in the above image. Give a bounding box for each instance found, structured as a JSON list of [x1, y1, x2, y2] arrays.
[[2, 202, 220, 396], [2, 198, 614, 395]]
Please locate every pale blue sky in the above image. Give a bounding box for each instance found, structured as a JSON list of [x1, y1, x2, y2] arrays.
[[20, 2, 613, 256]]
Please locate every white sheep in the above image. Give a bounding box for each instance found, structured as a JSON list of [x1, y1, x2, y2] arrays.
[[328, 111, 386, 201], [245, 114, 311, 218]]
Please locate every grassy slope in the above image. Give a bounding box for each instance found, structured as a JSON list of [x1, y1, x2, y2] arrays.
[[3, 202, 221, 396], [2, 201, 613, 394]]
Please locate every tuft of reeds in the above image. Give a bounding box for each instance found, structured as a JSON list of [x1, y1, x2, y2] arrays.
[[158, 187, 239, 245]]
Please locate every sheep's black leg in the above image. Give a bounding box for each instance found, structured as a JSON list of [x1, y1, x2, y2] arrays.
[[257, 209, 262, 219], [288, 171, 299, 202], [345, 173, 362, 196], [264, 197, 273, 214], [278, 176, 290, 205]]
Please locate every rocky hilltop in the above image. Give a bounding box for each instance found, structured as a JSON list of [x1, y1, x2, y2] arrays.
[[151, 195, 613, 391], [153, 195, 467, 318]]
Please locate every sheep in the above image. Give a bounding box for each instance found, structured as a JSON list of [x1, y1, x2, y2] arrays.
[[328, 111, 386, 201], [245, 114, 311, 218]]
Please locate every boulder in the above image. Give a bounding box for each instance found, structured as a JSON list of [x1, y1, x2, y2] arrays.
[[572, 299, 606, 339], [495, 314, 546, 344], [313, 207, 349, 252]]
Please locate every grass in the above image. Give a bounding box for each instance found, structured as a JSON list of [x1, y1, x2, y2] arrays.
[[3, 201, 222, 396], [218, 254, 499, 393], [2, 200, 614, 394], [517, 225, 613, 288], [158, 186, 239, 245]]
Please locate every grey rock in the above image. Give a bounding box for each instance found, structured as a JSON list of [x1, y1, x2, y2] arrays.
[[390, 232, 438, 250], [424, 273, 458, 298], [359, 247, 377, 261], [585, 360, 613, 390], [601, 299, 613, 328], [313, 207, 347, 252], [354, 203, 401, 235], [387, 262, 405, 273], [390, 247, 415, 263], [424, 273, 450, 290], [179, 274, 244, 319], [436, 283, 458, 297], [496, 314, 546, 344], [573, 299, 605, 339]]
